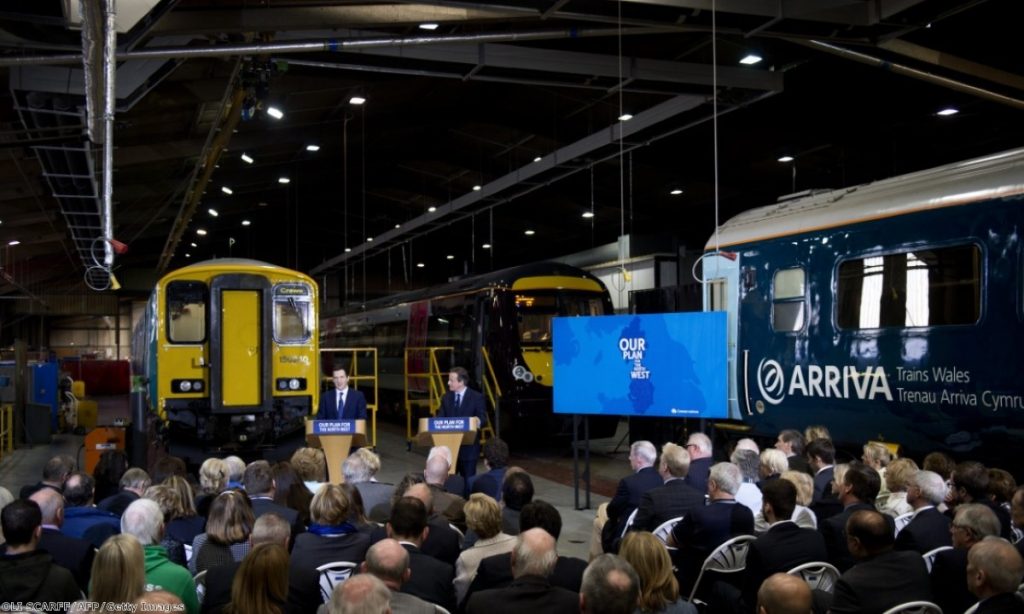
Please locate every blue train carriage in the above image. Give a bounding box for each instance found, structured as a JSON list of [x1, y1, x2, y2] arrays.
[[132, 258, 319, 458], [701, 148, 1024, 468], [321, 262, 618, 438]]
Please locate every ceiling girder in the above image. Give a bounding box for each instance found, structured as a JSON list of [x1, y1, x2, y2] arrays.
[[616, 0, 928, 26]]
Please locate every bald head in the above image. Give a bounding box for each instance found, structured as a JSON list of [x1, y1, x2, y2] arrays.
[[364, 538, 410, 588], [404, 483, 434, 514], [424, 456, 450, 485], [330, 573, 391, 614], [29, 487, 64, 526], [757, 573, 812, 614], [511, 528, 557, 579], [968, 538, 1024, 599]]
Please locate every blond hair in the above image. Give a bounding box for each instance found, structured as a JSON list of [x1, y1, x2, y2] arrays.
[[780, 470, 814, 507], [290, 447, 327, 483], [885, 458, 919, 492], [465, 493, 502, 539], [660, 443, 691, 478], [199, 458, 229, 494], [619, 531, 679, 612], [91, 534, 146, 607], [310, 484, 352, 525]]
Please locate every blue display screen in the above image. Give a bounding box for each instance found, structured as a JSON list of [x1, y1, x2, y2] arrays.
[[553, 312, 727, 418]]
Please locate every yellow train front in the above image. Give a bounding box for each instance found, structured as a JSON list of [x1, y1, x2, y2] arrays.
[[132, 258, 319, 458]]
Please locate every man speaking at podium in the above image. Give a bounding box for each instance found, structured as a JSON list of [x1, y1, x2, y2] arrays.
[[319, 367, 368, 420], [437, 366, 488, 480]]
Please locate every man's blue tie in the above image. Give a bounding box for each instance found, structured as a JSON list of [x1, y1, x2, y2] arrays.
[[455, 393, 462, 409]]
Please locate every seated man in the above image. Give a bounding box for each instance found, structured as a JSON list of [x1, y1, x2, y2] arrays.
[[501, 470, 533, 535], [469, 438, 510, 502], [931, 503, 1002, 614], [98, 467, 152, 517], [0, 499, 81, 604], [361, 539, 436, 614], [966, 538, 1024, 613], [632, 442, 705, 533], [62, 471, 121, 548], [29, 487, 95, 593], [423, 449, 466, 531], [579, 554, 641, 614], [757, 573, 812, 614], [122, 498, 200, 614], [344, 448, 395, 523], [19, 454, 74, 499], [592, 440, 662, 558], [894, 470, 952, 554]]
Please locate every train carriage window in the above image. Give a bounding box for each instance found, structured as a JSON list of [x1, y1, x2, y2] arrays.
[[273, 283, 313, 343], [772, 268, 806, 332], [166, 281, 207, 343], [837, 244, 981, 329]]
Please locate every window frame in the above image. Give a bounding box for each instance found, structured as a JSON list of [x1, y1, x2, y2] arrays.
[[272, 282, 314, 344], [771, 266, 807, 334], [165, 280, 208, 344]]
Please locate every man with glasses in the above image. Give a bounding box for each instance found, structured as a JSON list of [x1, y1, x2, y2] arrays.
[[931, 502, 1001, 614], [894, 470, 952, 554], [947, 461, 1012, 540], [683, 433, 714, 494]]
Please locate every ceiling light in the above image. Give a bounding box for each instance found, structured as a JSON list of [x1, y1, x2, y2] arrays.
[[208, 208, 218, 217], [739, 54, 763, 65], [367, 237, 373, 242], [419, 23, 439, 30], [221, 186, 233, 195], [428, 206, 437, 213], [345, 247, 352, 253], [618, 113, 633, 121], [446, 255, 455, 260], [241, 220, 251, 227], [524, 230, 535, 236], [472, 185, 481, 191], [395, 224, 401, 229], [190, 242, 197, 247], [258, 202, 268, 207], [196, 229, 207, 236], [777, 156, 795, 163], [278, 177, 290, 184], [533, 156, 542, 163], [937, 107, 959, 116], [416, 262, 425, 268], [582, 211, 595, 219], [266, 106, 284, 120], [8, 240, 20, 246], [241, 153, 253, 164], [670, 189, 683, 195], [349, 96, 366, 105], [306, 144, 320, 152], [185, 253, 190, 258], [482, 243, 492, 249]]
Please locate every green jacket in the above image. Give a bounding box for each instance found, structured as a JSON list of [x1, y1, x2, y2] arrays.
[[144, 544, 199, 614]]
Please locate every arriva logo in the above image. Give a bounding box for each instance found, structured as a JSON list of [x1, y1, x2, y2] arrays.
[[756, 359, 893, 406]]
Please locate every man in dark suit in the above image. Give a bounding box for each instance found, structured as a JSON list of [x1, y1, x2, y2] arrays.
[[632, 442, 706, 533], [360, 538, 437, 613], [29, 487, 94, 593], [806, 438, 838, 517], [97, 467, 151, 517], [242, 460, 303, 533], [967, 539, 1024, 614], [61, 471, 120, 549], [343, 448, 395, 523], [931, 503, 1002, 614], [317, 367, 368, 420], [894, 469, 952, 554], [580, 554, 641, 614], [775, 429, 812, 475], [465, 500, 587, 605], [469, 438, 509, 501], [828, 509, 932, 613], [683, 433, 714, 494], [19, 454, 74, 500], [437, 366, 488, 479], [594, 440, 663, 556], [465, 528, 579, 614], [948, 461, 1013, 540], [819, 461, 883, 572], [386, 496, 457, 612]]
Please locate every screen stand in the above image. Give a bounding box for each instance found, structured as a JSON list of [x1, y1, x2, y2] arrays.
[[572, 414, 591, 511]]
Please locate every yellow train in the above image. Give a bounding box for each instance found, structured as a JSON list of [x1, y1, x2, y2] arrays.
[[131, 259, 319, 459]]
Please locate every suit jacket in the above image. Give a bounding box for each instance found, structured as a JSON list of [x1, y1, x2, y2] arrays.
[[632, 479, 706, 533], [369, 515, 462, 567], [974, 593, 1024, 614], [399, 543, 456, 612], [291, 531, 371, 574], [445, 474, 467, 498], [202, 559, 321, 614], [607, 466, 664, 523], [894, 507, 951, 554], [931, 547, 974, 614], [469, 467, 506, 501], [463, 552, 587, 606], [830, 549, 932, 614], [62, 506, 121, 549], [812, 467, 835, 504], [39, 527, 94, 593], [354, 481, 395, 523], [97, 489, 140, 517], [787, 455, 813, 475], [670, 499, 754, 596], [741, 521, 828, 611], [427, 484, 466, 532], [454, 533, 517, 604], [387, 589, 436, 614], [465, 574, 580, 614], [820, 502, 878, 572], [684, 457, 713, 494], [250, 496, 300, 527], [317, 386, 368, 420], [437, 388, 488, 461]]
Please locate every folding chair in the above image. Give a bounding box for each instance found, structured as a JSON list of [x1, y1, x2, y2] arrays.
[[620, 508, 639, 539], [879, 600, 942, 614], [687, 535, 757, 602], [893, 512, 914, 536], [922, 546, 953, 573], [653, 516, 683, 546], [193, 569, 208, 605], [316, 561, 359, 602], [786, 561, 841, 593]]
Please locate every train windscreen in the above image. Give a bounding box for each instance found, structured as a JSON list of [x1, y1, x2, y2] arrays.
[[515, 291, 605, 347]]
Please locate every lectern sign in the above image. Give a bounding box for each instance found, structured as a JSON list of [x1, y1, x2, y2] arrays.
[[428, 417, 469, 432], [312, 420, 356, 435]]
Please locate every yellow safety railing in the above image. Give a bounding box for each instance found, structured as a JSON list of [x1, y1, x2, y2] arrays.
[[0, 404, 13, 462], [319, 347, 379, 447], [479, 347, 501, 441], [404, 346, 454, 443]]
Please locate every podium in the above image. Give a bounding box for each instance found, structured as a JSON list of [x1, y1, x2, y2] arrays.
[[306, 419, 367, 484], [416, 416, 480, 475]]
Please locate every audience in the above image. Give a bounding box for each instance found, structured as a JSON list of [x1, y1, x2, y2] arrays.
[[594, 440, 661, 557], [197, 458, 230, 517], [20, 454, 75, 499], [163, 474, 206, 548], [87, 533, 147, 610], [966, 538, 1024, 613], [619, 531, 696, 614], [580, 554, 641, 614], [894, 469, 952, 553], [62, 471, 120, 548], [360, 538, 435, 613], [191, 490, 254, 574], [423, 450, 467, 530], [454, 493, 516, 604], [683, 433, 714, 493], [949, 461, 1013, 539], [469, 438, 510, 501], [756, 573, 812, 614], [93, 450, 130, 503], [98, 467, 152, 517], [877, 457, 917, 517], [223, 456, 246, 490], [931, 502, 1002, 614], [144, 483, 190, 565], [273, 460, 314, 529], [501, 470, 534, 535], [731, 449, 764, 515], [819, 461, 883, 571], [291, 484, 371, 574], [291, 447, 328, 494], [775, 429, 810, 475], [222, 543, 289, 614], [122, 498, 200, 614], [465, 528, 578, 613], [30, 485, 95, 592], [805, 439, 836, 510], [326, 573, 392, 614], [0, 499, 81, 604], [758, 449, 788, 487], [386, 496, 456, 612], [632, 443, 704, 533], [344, 448, 395, 523]]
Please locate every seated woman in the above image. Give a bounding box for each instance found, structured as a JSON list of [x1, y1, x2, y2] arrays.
[[878, 457, 918, 518], [454, 493, 516, 605], [143, 484, 188, 566], [272, 461, 313, 529], [619, 531, 698, 614], [291, 484, 372, 573], [163, 475, 205, 547], [190, 490, 254, 574], [196, 458, 230, 518], [222, 543, 290, 614], [73, 533, 147, 613]]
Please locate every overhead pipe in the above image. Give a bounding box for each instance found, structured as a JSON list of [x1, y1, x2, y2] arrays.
[[102, 0, 117, 271]]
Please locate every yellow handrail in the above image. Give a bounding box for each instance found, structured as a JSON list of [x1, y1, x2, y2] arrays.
[[0, 404, 13, 462], [319, 347, 380, 446], [404, 346, 454, 442], [479, 347, 501, 441]]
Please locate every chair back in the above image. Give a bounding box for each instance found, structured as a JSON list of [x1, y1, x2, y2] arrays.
[[786, 561, 841, 593], [893, 512, 913, 535], [316, 561, 359, 602], [963, 603, 979, 614], [687, 534, 757, 602], [922, 546, 953, 573], [620, 508, 639, 539], [193, 569, 208, 605], [184, 543, 193, 563], [653, 516, 683, 545], [879, 600, 942, 614]]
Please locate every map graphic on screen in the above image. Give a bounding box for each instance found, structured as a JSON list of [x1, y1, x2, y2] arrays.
[[552, 312, 727, 418]]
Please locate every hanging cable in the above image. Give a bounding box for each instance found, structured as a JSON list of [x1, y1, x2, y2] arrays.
[[712, 0, 721, 255], [360, 109, 367, 305], [617, 0, 627, 274]]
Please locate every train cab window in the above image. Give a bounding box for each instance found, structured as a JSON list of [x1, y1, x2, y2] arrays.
[[273, 284, 313, 343], [166, 281, 207, 343], [837, 244, 981, 329], [772, 268, 806, 332], [515, 292, 603, 345]]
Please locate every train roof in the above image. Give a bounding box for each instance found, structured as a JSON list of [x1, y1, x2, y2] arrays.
[[160, 258, 315, 283], [329, 261, 607, 315], [706, 148, 1024, 251]]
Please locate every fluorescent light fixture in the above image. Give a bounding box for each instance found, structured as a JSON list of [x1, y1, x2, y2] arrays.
[[221, 186, 233, 195], [533, 156, 542, 163], [482, 243, 492, 249], [446, 254, 455, 260], [208, 208, 218, 217], [349, 96, 366, 105], [739, 54, 763, 65], [190, 242, 197, 247], [345, 247, 352, 253], [258, 201, 268, 207], [8, 240, 20, 246], [395, 224, 401, 229], [777, 156, 795, 163], [367, 237, 373, 242], [416, 262, 425, 268], [241, 220, 251, 227], [524, 230, 535, 236], [196, 229, 207, 235], [241, 153, 253, 164], [582, 211, 595, 219], [937, 107, 959, 116], [419, 23, 439, 30], [618, 113, 633, 121], [266, 106, 284, 120], [306, 144, 320, 152], [278, 177, 290, 184], [428, 206, 437, 213], [670, 189, 683, 195], [472, 185, 481, 191], [185, 253, 190, 258]]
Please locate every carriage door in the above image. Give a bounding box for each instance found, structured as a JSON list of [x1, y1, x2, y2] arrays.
[[701, 252, 742, 419], [210, 274, 273, 413]]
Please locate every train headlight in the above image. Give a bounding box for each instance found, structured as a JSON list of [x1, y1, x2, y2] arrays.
[[278, 379, 288, 390], [289, 378, 301, 390], [179, 380, 192, 392], [192, 380, 203, 392], [276, 378, 306, 391]]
